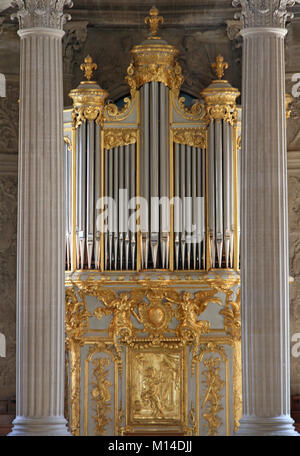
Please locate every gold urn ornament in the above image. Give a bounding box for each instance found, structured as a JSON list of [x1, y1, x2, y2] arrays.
[[201, 55, 240, 125], [125, 6, 184, 97], [69, 55, 109, 128]]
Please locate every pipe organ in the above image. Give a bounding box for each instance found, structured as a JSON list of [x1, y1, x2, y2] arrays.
[[64, 7, 242, 436]]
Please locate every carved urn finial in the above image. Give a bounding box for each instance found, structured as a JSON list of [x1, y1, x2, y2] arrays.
[[145, 6, 164, 39], [211, 55, 229, 80], [80, 55, 97, 81]]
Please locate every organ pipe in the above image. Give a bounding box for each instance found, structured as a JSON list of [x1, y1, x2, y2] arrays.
[[66, 46, 240, 273]]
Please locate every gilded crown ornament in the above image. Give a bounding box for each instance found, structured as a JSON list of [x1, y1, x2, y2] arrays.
[[211, 55, 229, 80], [69, 55, 109, 128], [80, 55, 97, 81], [125, 6, 183, 96], [145, 6, 164, 39], [201, 54, 240, 125]]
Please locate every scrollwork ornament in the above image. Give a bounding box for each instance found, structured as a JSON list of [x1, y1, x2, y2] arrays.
[[103, 129, 137, 150], [11, 0, 73, 30], [232, 0, 295, 28], [173, 127, 207, 149]]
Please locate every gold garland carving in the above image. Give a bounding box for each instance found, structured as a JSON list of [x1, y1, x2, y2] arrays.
[[103, 128, 138, 150], [72, 102, 107, 129], [173, 127, 207, 149], [201, 356, 224, 436], [125, 47, 184, 98], [204, 98, 238, 125], [91, 355, 112, 435]]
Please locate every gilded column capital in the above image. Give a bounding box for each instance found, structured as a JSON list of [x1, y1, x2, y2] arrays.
[[232, 0, 295, 28], [11, 0, 73, 30]]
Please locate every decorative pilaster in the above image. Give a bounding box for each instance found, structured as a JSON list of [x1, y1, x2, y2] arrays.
[[233, 0, 298, 435], [8, 0, 73, 436]]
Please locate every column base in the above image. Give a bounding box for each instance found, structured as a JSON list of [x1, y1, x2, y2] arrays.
[[235, 415, 299, 436], [7, 416, 72, 436]]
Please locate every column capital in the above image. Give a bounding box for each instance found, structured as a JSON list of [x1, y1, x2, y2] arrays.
[[232, 0, 295, 29], [11, 0, 73, 30]]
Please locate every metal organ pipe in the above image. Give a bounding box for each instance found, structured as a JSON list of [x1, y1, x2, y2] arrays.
[[104, 147, 109, 270], [113, 147, 119, 270], [107, 146, 113, 270], [86, 121, 95, 270], [215, 120, 223, 268], [150, 82, 159, 268], [94, 124, 101, 269], [223, 121, 233, 268], [65, 141, 71, 270], [141, 83, 150, 269], [174, 142, 181, 270], [201, 147, 206, 268], [207, 122, 216, 268], [124, 145, 130, 270], [191, 147, 197, 269], [185, 145, 192, 269], [159, 83, 169, 269], [129, 143, 136, 270], [180, 143, 186, 269]]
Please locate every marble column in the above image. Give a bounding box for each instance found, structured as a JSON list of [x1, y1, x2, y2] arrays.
[[233, 0, 298, 435], [8, 0, 73, 436]]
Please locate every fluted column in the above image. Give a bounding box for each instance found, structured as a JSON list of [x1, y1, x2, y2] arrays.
[[233, 0, 298, 435], [8, 0, 73, 436]]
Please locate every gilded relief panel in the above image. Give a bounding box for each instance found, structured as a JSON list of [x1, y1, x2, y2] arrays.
[[127, 348, 184, 426]]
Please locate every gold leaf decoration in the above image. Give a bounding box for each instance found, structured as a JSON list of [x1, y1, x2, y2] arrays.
[[201, 357, 224, 436], [91, 357, 112, 435], [173, 127, 207, 149], [103, 128, 138, 149]]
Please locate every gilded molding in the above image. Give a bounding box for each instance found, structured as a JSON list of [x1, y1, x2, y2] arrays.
[[173, 127, 207, 149], [232, 0, 295, 28], [103, 128, 137, 150], [11, 0, 73, 30]]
